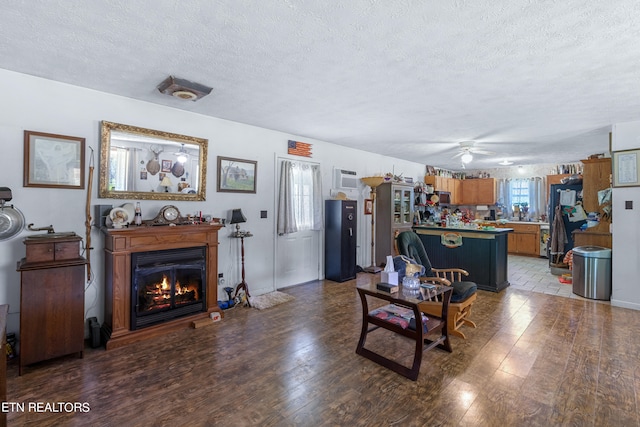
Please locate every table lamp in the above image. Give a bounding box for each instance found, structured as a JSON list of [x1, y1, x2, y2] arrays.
[[160, 176, 173, 192], [230, 208, 247, 233]]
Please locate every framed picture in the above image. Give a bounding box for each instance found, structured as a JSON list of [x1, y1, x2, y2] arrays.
[[24, 131, 85, 189], [161, 159, 172, 172], [217, 156, 257, 193], [612, 149, 640, 187], [364, 199, 373, 215]]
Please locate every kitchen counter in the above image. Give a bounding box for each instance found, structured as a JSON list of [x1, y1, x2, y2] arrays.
[[414, 224, 513, 235], [497, 220, 549, 226], [412, 226, 511, 292]]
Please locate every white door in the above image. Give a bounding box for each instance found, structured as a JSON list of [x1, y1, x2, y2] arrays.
[[276, 229, 320, 288], [275, 158, 321, 289]]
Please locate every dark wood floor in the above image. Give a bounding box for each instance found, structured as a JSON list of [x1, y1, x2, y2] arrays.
[[6, 273, 640, 426]]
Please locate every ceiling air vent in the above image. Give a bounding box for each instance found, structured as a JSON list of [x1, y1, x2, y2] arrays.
[[157, 76, 213, 101]]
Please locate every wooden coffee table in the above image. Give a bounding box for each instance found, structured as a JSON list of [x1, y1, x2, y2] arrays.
[[355, 283, 452, 381]]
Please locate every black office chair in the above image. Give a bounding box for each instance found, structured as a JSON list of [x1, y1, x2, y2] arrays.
[[395, 230, 477, 339]]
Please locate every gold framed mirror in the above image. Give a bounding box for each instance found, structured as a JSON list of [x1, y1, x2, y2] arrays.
[[99, 121, 207, 201]]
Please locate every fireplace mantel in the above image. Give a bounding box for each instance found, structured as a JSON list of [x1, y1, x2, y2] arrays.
[[102, 224, 223, 350]]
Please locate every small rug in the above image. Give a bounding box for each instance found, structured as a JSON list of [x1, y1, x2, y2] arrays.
[[249, 291, 295, 310]]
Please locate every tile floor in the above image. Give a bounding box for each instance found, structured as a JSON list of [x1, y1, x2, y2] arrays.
[[507, 254, 607, 302]]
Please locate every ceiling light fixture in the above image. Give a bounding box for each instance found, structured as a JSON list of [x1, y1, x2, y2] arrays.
[[157, 75, 213, 102], [499, 159, 514, 165], [518, 165, 525, 174], [175, 144, 189, 163], [461, 152, 473, 164]]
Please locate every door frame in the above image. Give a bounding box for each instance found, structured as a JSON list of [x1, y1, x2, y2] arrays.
[[273, 154, 324, 289]]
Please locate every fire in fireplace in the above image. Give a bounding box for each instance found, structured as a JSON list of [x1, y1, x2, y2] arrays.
[[131, 246, 207, 330]]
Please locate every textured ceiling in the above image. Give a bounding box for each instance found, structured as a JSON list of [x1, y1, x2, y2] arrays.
[[2, 1, 639, 171]]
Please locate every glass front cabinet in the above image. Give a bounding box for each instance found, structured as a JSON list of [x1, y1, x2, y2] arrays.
[[375, 182, 414, 267]]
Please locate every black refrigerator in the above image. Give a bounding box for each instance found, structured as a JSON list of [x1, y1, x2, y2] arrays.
[[548, 184, 586, 265], [325, 200, 357, 282]]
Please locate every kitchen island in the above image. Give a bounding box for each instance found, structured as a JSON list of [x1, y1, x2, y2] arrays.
[[412, 225, 513, 292]]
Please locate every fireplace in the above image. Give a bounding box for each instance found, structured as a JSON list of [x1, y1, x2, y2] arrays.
[[102, 224, 222, 350], [131, 247, 206, 330]]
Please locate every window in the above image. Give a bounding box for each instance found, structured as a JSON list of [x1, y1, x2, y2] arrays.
[[291, 164, 314, 230], [277, 160, 322, 234], [109, 146, 130, 191], [511, 179, 530, 207]]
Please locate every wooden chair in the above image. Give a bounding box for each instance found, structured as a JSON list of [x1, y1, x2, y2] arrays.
[[394, 230, 477, 339]]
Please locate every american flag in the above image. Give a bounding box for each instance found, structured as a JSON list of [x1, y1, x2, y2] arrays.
[[287, 140, 312, 157]]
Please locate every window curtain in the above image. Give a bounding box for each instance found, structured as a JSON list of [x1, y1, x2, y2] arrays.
[[277, 160, 323, 235], [497, 178, 513, 218], [528, 176, 546, 219], [498, 177, 546, 220], [110, 146, 129, 191]]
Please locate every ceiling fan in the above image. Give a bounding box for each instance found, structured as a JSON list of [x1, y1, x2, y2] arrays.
[[451, 141, 496, 164]]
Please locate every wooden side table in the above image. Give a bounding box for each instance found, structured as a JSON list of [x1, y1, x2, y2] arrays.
[[356, 283, 452, 381]]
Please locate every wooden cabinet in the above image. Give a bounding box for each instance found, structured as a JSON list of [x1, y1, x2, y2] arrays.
[[499, 222, 541, 256], [572, 230, 612, 249], [460, 178, 496, 205], [1, 304, 7, 427], [425, 176, 495, 205], [581, 157, 612, 238], [375, 182, 413, 266], [424, 175, 456, 200], [451, 179, 462, 204], [17, 235, 86, 375]]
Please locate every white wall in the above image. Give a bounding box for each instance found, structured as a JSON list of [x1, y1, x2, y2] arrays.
[[611, 121, 640, 310], [0, 69, 426, 336]]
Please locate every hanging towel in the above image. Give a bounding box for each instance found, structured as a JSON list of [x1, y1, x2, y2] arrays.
[[559, 189, 576, 206], [550, 202, 568, 263]]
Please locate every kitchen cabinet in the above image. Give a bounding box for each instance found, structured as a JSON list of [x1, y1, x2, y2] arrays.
[[424, 175, 456, 195], [498, 222, 541, 256], [375, 182, 414, 266], [451, 179, 462, 204], [580, 157, 612, 240], [459, 178, 496, 205], [425, 176, 495, 205], [17, 234, 86, 375]]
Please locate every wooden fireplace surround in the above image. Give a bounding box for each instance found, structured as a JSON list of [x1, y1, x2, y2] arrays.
[[102, 224, 223, 350]]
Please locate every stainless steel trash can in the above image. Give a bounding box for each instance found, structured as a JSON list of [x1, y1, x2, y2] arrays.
[[572, 246, 612, 300]]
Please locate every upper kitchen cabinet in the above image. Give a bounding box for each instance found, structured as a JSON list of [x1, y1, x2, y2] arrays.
[[460, 178, 496, 205], [375, 182, 414, 266], [572, 157, 612, 248], [424, 176, 460, 203]]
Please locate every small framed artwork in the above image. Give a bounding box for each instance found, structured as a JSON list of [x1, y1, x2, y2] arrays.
[[612, 149, 640, 187], [24, 131, 85, 189], [217, 156, 257, 193], [161, 159, 172, 172], [364, 199, 373, 215]]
